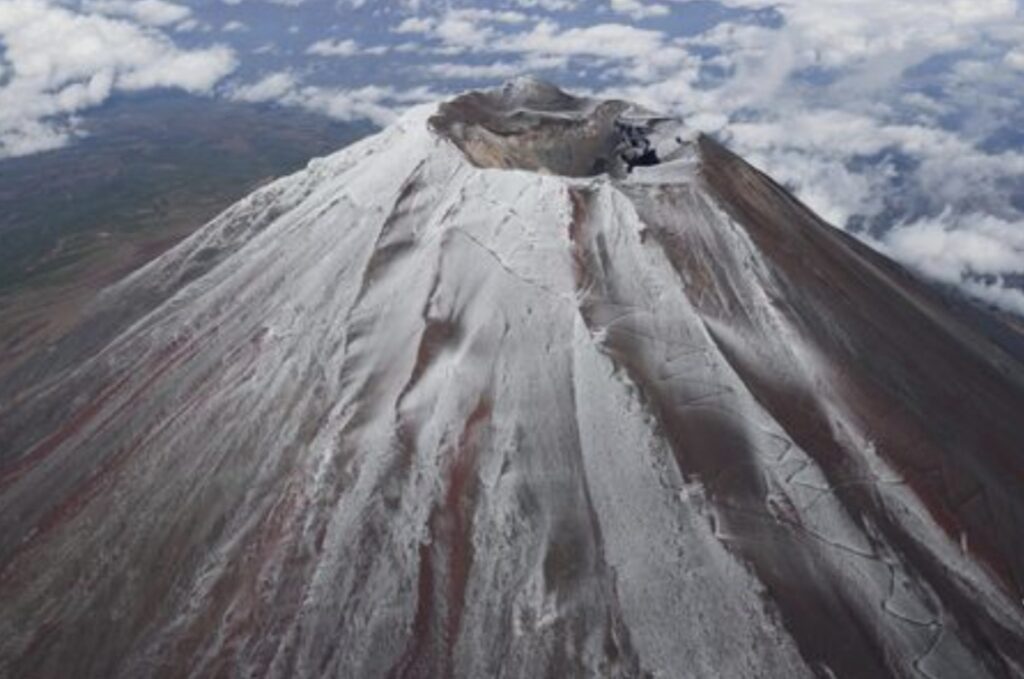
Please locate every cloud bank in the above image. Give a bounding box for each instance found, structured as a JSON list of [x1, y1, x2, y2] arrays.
[[0, 0, 236, 157]]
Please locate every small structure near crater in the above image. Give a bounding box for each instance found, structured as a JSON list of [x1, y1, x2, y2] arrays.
[[615, 119, 661, 173]]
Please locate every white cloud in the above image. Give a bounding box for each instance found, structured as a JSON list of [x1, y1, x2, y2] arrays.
[[422, 51, 568, 81], [696, 105, 1024, 231], [230, 71, 297, 102], [501, 21, 665, 60], [688, 0, 1019, 89], [1006, 47, 1024, 71], [874, 210, 1024, 314], [425, 61, 524, 80], [393, 16, 432, 34], [513, 0, 577, 10], [401, 11, 692, 80], [883, 211, 1024, 280], [82, 0, 192, 27], [306, 37, 389, 57], [448, 8, 529, 24], [609, 0, 669, 21], [229, 70, 437, 126], [307, 38, 358, 57], [709, 0, 1017, 66], [0, 0, 236, 157]]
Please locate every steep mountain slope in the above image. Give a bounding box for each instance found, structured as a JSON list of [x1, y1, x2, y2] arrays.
[[1, 79, 1023, 678]]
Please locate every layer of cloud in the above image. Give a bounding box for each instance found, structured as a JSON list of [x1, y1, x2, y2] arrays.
[[875, 211, 1024, 314], [306, 38, 358, 57], [306, 38, 388, 57], [230, 70, 436, 126], [609, 0, 668, 21], [0, 0, 236, 157], [81, 0, 191, 28]]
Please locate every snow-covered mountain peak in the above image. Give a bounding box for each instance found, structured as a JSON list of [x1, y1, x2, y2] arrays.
[[2, 83, 1024, 678]]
